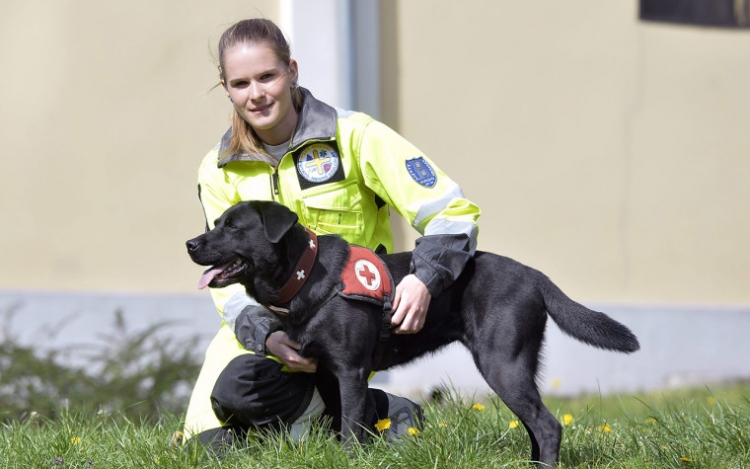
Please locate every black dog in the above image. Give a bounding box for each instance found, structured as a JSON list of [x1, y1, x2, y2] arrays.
[[186, 200, 639, 468]]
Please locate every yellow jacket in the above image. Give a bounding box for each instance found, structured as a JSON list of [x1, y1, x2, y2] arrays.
[[197, 88, 480, 343]]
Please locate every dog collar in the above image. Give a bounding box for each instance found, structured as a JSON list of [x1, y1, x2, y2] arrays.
[[269, 228, 318, 314]]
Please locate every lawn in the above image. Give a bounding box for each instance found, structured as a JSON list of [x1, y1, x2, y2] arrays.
[[1, 383, 748, 468]]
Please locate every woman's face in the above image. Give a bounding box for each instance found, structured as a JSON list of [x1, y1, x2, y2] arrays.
[[222, 42, 298, 145]]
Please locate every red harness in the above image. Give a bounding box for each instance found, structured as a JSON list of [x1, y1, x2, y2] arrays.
[[339, 246, 395, 342], [268, 238, 395, 343], [340, 246, 392, 302]]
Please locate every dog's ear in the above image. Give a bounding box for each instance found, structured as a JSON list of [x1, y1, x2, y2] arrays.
[[258, 202, 299, 243]]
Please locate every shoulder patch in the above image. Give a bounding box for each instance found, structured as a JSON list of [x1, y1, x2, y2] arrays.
[[405, 157, 437, 188], [297, 143, 341, 183]]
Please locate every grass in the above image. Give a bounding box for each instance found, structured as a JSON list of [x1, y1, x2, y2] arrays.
[[1, 383, 748, 468]]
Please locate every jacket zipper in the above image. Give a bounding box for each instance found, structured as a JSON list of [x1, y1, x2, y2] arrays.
[[272, 169, 280, 197]]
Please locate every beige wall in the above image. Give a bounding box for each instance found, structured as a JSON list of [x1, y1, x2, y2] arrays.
[[387, 1, 750, 305], [0, 0, 278, 292], [2, 1, 749, 306]]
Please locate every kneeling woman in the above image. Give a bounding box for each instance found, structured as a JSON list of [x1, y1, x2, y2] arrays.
[[184, 18, 481, 449]]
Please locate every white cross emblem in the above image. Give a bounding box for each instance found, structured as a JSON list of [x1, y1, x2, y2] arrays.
[[297, 269, 306, 280], [309, 239, 316, 250]]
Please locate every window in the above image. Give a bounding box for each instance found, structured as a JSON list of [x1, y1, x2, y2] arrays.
[[640, 0, 750, 27]]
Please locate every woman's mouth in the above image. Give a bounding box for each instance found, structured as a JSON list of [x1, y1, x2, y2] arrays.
[[251, 102, 273, 114]]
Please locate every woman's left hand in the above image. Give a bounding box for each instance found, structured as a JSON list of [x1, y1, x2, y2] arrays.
[[391, 274, 431, 334]]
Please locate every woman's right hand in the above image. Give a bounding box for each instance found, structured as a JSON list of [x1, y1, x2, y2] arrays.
[[265, 330, 318, 373]]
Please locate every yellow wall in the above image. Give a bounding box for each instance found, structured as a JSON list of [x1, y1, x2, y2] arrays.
[[1, 1, 748, 307], [387, 1, 750, 305], [0, 0, 278, 292]]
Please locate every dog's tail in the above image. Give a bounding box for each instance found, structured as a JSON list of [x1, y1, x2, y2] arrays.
[[538, 274, 640, 353]]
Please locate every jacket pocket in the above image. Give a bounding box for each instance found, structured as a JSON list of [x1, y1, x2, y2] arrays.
[[302, 183, 365, 243]]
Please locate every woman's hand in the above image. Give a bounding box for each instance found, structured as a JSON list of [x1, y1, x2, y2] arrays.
[[391, 274, 432, 334], [265, 330, 318, 372]]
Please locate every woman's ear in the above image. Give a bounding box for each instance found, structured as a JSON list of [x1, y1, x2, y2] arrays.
[[289, 59, 299, 84]]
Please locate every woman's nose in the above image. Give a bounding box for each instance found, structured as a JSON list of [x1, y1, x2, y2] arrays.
[[249, 81, 264, 100]]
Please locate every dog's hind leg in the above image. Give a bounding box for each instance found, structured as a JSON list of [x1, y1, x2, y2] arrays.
[[471, 345, 561, 468]]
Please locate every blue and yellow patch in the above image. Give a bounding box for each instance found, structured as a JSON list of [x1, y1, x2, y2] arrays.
[[297, 143, 341, 183]]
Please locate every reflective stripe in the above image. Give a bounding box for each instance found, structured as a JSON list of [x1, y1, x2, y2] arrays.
[[424, 218, 479, 254], [336, 108, 355, 118], [412, 182, 465, 230], [289, 388, 326, 440], [223, 291, 259, 331]]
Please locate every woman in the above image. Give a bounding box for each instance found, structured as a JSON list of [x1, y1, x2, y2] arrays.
[[184, 18, 481, 450]]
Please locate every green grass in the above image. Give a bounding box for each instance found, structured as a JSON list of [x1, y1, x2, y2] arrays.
[[1, 383, 749, 468]]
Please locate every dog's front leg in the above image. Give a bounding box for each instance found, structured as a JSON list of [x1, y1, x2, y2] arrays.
[[337, 369, 370, 447]]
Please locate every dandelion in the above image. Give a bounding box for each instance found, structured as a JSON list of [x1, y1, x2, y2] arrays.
[[375, 418, 391, 432], [509, 420, 519, 429], [471, 403, 485, 411], [562, 414, 574, 426], [599, 423, 611, 433], [680, 456, 692, 462], [71, 436, 81, 445], [551, 378, 561, 389], [705, 396, 716, 406], [438, 422, 447, 428], [646, 417, 656, 424], [170, 431, 184, 446], [407, 427, 420, 436]]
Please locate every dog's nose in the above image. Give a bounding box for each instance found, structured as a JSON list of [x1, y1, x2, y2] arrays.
[[186, 238, 200, 252]]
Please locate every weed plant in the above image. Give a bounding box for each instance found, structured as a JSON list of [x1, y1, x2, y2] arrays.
[[0, 309, 202, 423]]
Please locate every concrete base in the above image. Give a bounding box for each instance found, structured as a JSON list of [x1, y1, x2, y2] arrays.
[[4, 291, 749, 399]]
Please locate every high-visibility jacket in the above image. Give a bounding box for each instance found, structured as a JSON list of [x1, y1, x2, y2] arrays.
[[197, 88, 481, 332], [184, 89, 480, 439]]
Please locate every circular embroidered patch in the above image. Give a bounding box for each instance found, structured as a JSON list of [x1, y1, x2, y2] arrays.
[[405, 157, 437, 188], [354, 259, 381, 291], [297, 143, 340, 183]]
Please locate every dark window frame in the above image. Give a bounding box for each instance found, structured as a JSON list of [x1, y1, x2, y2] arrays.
[[640, 0, 750, 28]]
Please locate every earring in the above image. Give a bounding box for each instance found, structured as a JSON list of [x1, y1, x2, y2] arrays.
[[228, 96, 233, 103], [292, 80, 298, 87]]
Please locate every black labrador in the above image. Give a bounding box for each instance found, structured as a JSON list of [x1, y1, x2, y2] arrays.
[[186, 200, 639, 468]]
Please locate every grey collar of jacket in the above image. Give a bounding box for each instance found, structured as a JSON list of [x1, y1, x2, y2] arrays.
[[216, 87, 337, 168]]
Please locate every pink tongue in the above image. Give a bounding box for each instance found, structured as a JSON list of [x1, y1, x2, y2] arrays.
[[198, 266, 225, 290]]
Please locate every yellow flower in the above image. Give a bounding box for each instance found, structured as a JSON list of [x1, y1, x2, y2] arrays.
[[551, 378, 561, 389], [170, 431, 184, 446], [375, 418, 391, 432], [646, 418, 656, 424], [562, 414, 574, 426], [471, 403, 485, 411], [705, 396, 716, 406], [407, 427, 420, 436], [680, 456, 692, 462], [599, 424, 611, 433], [71, 436, 81, 445], [509, 420, 519, 429], [438, 422, 447, 428]]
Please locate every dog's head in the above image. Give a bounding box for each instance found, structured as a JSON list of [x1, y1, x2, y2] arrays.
[[186, 201, 300, 290]]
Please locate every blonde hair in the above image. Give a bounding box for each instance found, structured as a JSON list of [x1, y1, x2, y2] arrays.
[[217, 19, 303, 159]]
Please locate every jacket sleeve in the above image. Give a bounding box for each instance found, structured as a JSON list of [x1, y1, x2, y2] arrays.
[[356, 120, 481, 297], [197, 151, 284, 354]]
